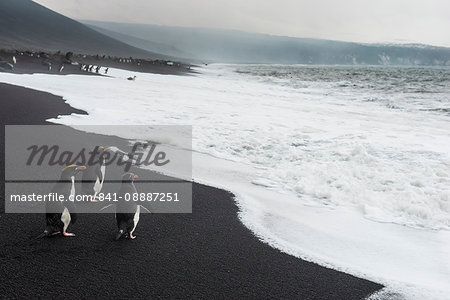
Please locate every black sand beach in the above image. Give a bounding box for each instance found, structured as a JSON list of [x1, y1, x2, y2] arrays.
[[0, 83, 383, 298]]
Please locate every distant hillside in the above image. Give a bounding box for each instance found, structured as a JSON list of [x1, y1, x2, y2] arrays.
[[0, 0, 167, 59], [83, 20, 450, 66], [87, 25, 192, 60]]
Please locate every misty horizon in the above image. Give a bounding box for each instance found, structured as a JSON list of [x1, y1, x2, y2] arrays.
[[33, 0, 450, 48], [78, 18, 450, 49]]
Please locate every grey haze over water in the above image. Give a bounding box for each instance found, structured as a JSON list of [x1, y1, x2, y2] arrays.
[[82, 20, 450, 65]]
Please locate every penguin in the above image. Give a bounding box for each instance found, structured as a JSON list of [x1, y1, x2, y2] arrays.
[[115, 173, 141, 240], [12, 56, 16, 64], [81, 146, 109, 202], [36, 165, 86, 238], [59, 64, 64, 73], [42, 60, 51, 71], [127, 75, 136, 81]]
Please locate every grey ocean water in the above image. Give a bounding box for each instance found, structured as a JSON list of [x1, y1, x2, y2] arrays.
[[235, 65, 450, 115], [222, 64, 450, 231]]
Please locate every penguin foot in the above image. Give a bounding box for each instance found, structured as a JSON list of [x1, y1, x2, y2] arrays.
[[129, 233, 136, 239], [62, 232, 76, 237], [50, 231, 61, 236]]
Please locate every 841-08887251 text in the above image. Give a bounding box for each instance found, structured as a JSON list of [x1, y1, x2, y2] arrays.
[[97, 192, 180, 202]]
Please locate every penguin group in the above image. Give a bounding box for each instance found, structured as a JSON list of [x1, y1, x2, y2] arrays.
[[37, 147, 146, 241], [80, 64, 103, 73]]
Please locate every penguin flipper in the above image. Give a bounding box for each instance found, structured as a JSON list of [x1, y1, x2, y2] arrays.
[[99, 204, 115, 212], [139, 205, 152, 213]]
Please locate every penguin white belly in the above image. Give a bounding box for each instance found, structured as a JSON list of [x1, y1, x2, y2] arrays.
[[63, 176, 76, 232], [70, 176, 75, 199], [61, 207, 71, 232], [93, 177, 101, 193], [130, 205, 140, 235], [93, 164, 106, 194]]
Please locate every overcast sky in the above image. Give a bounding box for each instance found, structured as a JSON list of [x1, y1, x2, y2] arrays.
[[33, 0, 450, 47]]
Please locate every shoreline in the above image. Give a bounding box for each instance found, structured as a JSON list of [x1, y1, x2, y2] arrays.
[[0, 82, 383, 298], [0, 49, 194, 76]]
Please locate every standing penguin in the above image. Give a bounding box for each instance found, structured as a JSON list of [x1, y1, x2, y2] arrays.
[[37, 165, 86, 238], [115, 173, 141, 240], [82, 146, 109, 202]]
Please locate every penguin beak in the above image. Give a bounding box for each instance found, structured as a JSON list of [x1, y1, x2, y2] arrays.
[[134, 175, 139, 180], [76, 166, 86, 171]]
